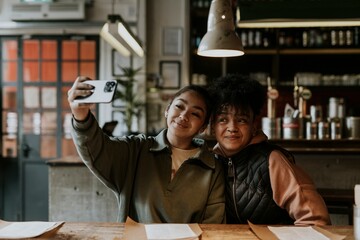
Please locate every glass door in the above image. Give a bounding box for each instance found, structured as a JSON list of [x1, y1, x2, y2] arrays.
[[1, 35, 98, 220]]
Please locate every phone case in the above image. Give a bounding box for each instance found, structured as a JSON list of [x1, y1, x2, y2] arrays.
[[74, 80, 117, 103]]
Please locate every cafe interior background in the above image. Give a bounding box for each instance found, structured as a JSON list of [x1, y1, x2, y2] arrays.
[[0, 0, 360, 226]]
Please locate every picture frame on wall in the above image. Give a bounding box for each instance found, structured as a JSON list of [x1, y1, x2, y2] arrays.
[[112, 49, 133, 76], [159, 61, 181, 89], [163, 27, 183, 56]]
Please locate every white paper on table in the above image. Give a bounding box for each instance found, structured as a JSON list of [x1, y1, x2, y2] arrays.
[[355, 184, 360, 206], [268, 226, 331, 240], [0, 220, 64, 239], [145, 224, 197, 240]]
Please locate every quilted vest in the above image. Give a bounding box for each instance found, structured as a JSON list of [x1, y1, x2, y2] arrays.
[[218, 142, 295, 224]]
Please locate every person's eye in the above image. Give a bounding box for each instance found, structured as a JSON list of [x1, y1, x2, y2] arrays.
[[237, 117, 249, 123], [217, 117, 227, 123], [192, 112, 201, 118], [175, 104, 183, 109]]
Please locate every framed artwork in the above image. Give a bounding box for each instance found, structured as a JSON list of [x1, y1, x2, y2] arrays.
[[112, 49, 133, 76], [159, 61, 181, 89], [163, 27, 183, 56]]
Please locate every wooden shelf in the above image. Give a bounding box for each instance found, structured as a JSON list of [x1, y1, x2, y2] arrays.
[[279, 48, 360, 55], [243, 49, 277, 55], [201, 136, 360, 154], [269, 139, 360, 154], [241, 48, 360, 55]]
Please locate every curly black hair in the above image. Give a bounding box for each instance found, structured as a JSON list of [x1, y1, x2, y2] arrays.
[[207, 74, 266, 118]]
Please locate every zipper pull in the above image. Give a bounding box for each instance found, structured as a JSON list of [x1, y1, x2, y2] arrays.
[[227, 158, 234, 178]]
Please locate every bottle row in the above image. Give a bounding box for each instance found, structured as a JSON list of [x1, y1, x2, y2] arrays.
[[262, 116, 360, 140], [191, 27, 360, 50], [191, 0, 211, 8], [237, 27, 360, 49]]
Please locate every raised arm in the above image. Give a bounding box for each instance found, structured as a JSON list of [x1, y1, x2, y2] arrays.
[[67, 76, 95, 121]]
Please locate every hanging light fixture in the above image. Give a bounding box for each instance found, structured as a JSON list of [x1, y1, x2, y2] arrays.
[[100, 15, 131, 57], [100, 2, 144, 57], [197, 0, 244, 57]]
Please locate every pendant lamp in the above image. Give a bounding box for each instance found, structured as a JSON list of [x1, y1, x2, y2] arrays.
[[197, 0, 244, 57], [100, 14, 144, 57]]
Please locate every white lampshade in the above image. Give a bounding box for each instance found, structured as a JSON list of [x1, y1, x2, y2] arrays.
[[100, 21, 131, 57], [197, 0, 244, 57]]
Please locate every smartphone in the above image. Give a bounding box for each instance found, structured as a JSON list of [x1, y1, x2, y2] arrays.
[[74, 80, 117, 103]]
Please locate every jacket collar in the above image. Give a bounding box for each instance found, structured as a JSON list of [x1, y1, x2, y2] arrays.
[[151, 129, 216, 169]]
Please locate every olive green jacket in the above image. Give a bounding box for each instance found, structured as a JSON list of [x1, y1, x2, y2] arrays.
[[71, 113, 225, 223]]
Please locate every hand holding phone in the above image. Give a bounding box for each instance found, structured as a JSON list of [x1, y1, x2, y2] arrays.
[[74, 80, 117, 103]]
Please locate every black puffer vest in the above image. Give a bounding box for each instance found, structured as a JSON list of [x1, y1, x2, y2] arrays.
[[217, 141, 295, 224]]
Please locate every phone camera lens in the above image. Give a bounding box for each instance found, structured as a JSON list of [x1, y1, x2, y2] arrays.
[[104, 81, 116, 92]]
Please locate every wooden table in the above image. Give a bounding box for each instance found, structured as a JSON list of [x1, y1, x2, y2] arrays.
[[31, 222, 355, 240]]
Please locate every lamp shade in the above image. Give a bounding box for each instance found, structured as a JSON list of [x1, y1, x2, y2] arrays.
[[117, 15, 144, 57], [100, 21, 131, 57], [197, 0, 244, 57], [100, 14, 144, 57]]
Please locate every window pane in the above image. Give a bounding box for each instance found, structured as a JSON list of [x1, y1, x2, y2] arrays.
[[23, 86, 40, 108], [2, 135, 17, 158], [23, 40, 39, 60], [61, 86, 71, 110], [62, 138, 77, 157], [23, 112, 37, 134], [2, 62, 17, 82], [3, 111, 18, 157], [41, 111, 57, 134], [62, 62, 78, 82], [41, 61, 57, 82], [80, 62, 96, 79], [62, 41, 78, 60], [23, 61, 39, 82], [41, 87, 57, 108], [2, 40, 18, 60], [1, 112, 6, 134], [41, 40, 57, 60], [80, 40, 96, 60], [62, 113, 72, 139], [2, 86, 17, 109], [3, 111, 17, 137], [41, 135, 57, 158]]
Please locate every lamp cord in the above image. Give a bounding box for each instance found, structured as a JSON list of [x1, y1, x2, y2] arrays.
[[111, 0, 115, 15]]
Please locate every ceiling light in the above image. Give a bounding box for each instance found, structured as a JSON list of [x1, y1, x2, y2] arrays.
[[197, 0, 244, 58], [100, 14, 144, 57], [100, 20, 131, 57]]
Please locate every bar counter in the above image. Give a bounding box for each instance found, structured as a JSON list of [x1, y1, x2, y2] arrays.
[[35, 222, 354, 239]]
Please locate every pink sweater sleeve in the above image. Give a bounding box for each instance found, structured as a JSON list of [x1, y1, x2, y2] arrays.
[[269, 150, 331, 225]]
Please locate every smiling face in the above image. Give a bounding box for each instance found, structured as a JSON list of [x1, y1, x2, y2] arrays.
[[213, 105, 255, 157], [165, 90, 207, 149]]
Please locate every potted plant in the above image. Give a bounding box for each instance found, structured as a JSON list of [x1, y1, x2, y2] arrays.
[[114, 66, 144, 134]]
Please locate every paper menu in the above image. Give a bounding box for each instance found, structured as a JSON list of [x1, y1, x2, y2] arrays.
[[268, 226, 330, 240], [248, 221, 345, 240], [0, 220, 64, 239], [145, 224, 197, 240], [355, 184, 360, 206], [123, 217, 202, 240]]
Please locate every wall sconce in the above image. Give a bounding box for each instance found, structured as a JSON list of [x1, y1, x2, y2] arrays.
[[100, 14, 144, 57], [197, 0, 244, 57]]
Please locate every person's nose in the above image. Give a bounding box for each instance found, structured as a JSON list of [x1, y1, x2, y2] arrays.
[[227, 120, 238, 133], [179, 111, 189, 121]]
